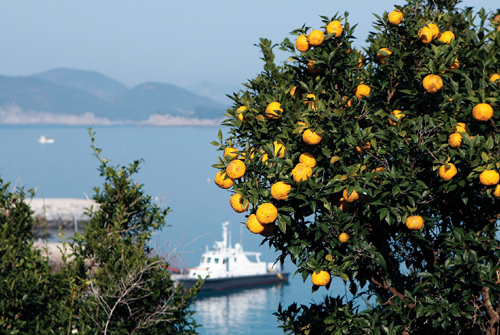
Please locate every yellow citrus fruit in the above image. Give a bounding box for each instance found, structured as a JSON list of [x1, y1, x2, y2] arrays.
[[472, 103, 493, 122], [226, 160, 246, 179], [311, 270, 331, 286], [256, 203, 278, 224], [439, 31, 455, 44], [498, 26, 500, 32], [214, 171, 233, 189], [230, 193, 249, 213], [418, 26, 434, 44], [291, 163, 313, 183], [479, 170, 500, 186], [246, 214, 265, 234], [297, 121, 308, 134], [388, 110, 404, 126], [302, 129, 322, 145], [439, 163, 457, 181], [265, 102, 283, 119], [335, 198, 353, 212], [493, 185, 500, 198], [271, 182, 292, 201], [295, 34, 310, 52], [355, 84, 370, 99], [259, 224, 276, 237], [490, 73, 500, 86], [428, 23, 440, 38], [304, 94, 316, 110], [422, 74, 443, 93], [376, 48, 392, 64], [406, 215, 424, 230], [372, 167, 385, 177], [447, 58, 459, 70], [343, 189, 359, 202], [358, 53, 363, 68], [290, 86, 298, 97], [339, 232, 350, 243], [273, 141, 285, 158], [260, 152, 269, 164], [307, 60, 322, 74], [236, 106, 248, 122], [224, 147, 239, 159], [448, 133, 462, 148], [308, 30, 325, 46], [454, 122, 467, 133], [495, 14, 500, 23], [326, 21, 343, 37], [299, 152, 316, 168], [388, 10, 404, 25], [355, 142, 371, 155]]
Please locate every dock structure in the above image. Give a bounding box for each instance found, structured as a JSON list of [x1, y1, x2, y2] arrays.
[[27, 198, 99, 230]]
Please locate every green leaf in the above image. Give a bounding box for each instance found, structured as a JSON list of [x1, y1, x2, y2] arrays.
[[418, 272, 433, 278], [339, 272, 349, 282], [278, 216, 287, 234]]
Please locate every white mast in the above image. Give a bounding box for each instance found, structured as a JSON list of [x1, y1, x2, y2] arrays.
[[222, 221, 229, 250]]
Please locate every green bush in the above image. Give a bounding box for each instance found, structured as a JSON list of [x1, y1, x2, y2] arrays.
[[0, 129, 202, 334]]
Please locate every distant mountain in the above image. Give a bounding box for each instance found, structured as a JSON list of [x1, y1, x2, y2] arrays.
[[0, 75, 112, 116], [31, 68, 129, 101], [0, 69, 229, 123], [113, 82, 229, 121], [186, 81, 243, 105]]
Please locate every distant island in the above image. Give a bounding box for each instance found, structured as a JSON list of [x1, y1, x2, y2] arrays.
[[0, 68, 241, 126]]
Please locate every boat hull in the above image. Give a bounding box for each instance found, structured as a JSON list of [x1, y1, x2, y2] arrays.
[[178, 272, 289, 291]]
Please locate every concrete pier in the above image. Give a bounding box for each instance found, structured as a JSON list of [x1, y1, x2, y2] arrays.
[[27, 198, 98, 230]]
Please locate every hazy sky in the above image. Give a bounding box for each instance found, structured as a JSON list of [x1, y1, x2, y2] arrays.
[[0, 0, 498, 89]]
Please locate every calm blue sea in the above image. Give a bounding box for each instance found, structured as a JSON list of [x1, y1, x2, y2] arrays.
[[0, 125, 352, 335]]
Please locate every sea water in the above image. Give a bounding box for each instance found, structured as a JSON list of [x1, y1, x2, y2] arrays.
[[0, 125, 352, 334]]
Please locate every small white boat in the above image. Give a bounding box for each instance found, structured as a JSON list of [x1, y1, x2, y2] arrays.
[[38, 136, 55, 144], [173, 222, 288, 291]]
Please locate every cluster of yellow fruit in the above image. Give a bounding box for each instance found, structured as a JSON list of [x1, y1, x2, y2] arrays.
[[447, 122, 467, 149], [438, 161, 500, 197], [438, 101, 497, 187], [295, 20, 367, 101], [295, 20, 343, 52], [214, 159, 246, 187], [378, 16, 466, 95], [246, 203, 278, 237]]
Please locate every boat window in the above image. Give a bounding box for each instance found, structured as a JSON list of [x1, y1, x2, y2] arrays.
[[201, 257, 205, 263], [206, 257, 211, 263], [234, 257, 237, 262], [223, 258, 227, 264], [214, 258, 219, 264]]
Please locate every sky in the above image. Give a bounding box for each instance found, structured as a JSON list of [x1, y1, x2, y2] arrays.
[[0, 0, 498, 90]]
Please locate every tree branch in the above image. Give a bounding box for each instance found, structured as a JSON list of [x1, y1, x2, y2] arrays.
[[371, 276, 415, 309], [482, 286, 499, 335]]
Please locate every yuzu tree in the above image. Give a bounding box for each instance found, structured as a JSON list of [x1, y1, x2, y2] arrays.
[[213, 0, 500, 333]]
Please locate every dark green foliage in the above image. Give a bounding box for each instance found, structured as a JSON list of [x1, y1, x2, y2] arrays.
[[214, 0, 500, 333], [0, 130, 202, 334], [0, 181, 77, 334]]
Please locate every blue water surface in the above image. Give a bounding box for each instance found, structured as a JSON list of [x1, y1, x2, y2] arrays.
[[0, 125, 352, 335]]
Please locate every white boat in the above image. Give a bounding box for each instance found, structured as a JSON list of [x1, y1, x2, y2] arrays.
[[173, 222, 288, 291], [38, 136, 55, 144]]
